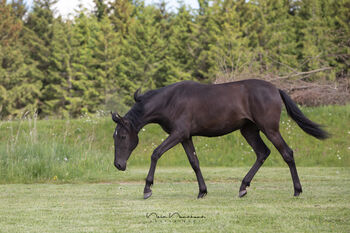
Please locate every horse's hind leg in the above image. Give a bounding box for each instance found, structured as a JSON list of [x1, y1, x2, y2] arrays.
[[239, 123, 271, 197], [264, 129, 302, 196]]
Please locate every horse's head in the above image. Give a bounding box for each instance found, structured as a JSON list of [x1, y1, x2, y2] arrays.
[[111, 112, 139, 171]]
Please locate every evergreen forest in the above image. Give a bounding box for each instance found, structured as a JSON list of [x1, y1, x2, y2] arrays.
[[1, 0, 349, 118]]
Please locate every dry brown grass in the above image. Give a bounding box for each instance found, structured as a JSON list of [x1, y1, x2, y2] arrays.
[[214, 71, 350, 106]]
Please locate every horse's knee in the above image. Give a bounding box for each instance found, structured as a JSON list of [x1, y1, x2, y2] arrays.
[[151, 148, 162, 162], [151, 153, 159, 162]]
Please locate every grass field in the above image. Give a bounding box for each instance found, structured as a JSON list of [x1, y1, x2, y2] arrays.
[[0, 105, 349, 183], [0, 167, 349, 232], [0, 106, 349, 232]]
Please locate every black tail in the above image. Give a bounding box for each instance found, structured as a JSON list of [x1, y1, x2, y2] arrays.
[[279, 89, 329, 140]]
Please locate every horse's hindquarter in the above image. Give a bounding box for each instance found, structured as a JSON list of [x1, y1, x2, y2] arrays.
[[243, 80, 282, 131]]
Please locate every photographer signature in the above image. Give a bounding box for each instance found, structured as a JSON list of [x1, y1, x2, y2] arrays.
[[146, 212, 206, 219]]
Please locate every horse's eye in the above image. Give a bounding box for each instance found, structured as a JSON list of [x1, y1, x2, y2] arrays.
[[121, 135, 126, 139]]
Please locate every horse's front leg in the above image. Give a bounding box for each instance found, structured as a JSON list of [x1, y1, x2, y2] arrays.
[[144, 132, 183, 199], [182, 138, 207, 198]]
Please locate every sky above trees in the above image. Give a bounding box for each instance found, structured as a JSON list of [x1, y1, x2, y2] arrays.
[[23, 0, 200, 17]]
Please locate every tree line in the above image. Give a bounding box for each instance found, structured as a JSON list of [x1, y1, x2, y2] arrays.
[[0, 0, 349, 118]]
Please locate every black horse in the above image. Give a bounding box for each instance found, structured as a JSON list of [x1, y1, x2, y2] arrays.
[[111, 79, 328, 199]]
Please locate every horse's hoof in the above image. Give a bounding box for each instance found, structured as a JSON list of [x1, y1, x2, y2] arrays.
[[239, 190, 247, 198], [294, 191, 302, 197], [144, 191, 152, 199], [197, 191, 207, 199]]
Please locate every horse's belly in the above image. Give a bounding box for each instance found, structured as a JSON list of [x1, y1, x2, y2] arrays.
[[192, 119, 247, 137]]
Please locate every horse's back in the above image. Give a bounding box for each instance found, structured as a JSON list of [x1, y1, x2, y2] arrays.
[[173, 79, 280, 112], [155, 79, 282, 136]]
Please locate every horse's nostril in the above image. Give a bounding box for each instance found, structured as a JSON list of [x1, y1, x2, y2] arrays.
[[114, 162, 121, 169], [114, 161, 126, 171]]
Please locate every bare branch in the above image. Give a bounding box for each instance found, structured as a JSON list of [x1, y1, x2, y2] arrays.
[[270, 67, 333, 81]]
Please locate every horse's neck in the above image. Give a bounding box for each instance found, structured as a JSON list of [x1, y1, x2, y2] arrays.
[[125, 102, 153, 132], [129, 101, 164, 132]]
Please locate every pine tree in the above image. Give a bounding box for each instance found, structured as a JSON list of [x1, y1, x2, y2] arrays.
[[104, 0, 140, 107], [295, 0, 338, 79], [207, 0, 252, 80], [0, 0, 41, 118], [162, 4, 194, 84], [237, 0, 299, 75], [68, 11, 101, 116], [0, 0, 22, 47], [93, 0, 107, 21], [144, 2, 178, 87], [24, 0, 56, 71], [109, 0, 135, 35], [192, 0, 220, 81], [43, 17, 74, 117], [325, 0, 349, 78], [23, 0, 58, 115], [92, 15, 124, 112]]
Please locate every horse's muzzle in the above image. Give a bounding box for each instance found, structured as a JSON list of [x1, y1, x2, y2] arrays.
[[114, 161, 126, 171]]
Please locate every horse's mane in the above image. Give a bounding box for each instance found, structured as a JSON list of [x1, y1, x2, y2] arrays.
[[134, 88, 161, 103], [125, 88, 162, 130], [126, 82, 190, 129]]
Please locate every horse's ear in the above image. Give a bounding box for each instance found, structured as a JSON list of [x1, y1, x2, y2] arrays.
[[134, 88, 142, 102], [111, 111, 125, 125], [111, 111, 119, 123]]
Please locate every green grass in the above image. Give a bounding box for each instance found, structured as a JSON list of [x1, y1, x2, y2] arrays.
[[0, 167, 349, 232], [0, 105, 349, 183]]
